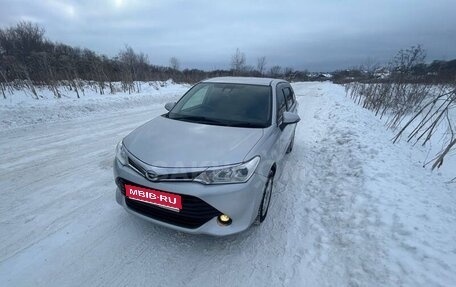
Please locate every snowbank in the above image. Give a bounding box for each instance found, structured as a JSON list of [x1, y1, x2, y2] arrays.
[[0, 80, 191, 129]]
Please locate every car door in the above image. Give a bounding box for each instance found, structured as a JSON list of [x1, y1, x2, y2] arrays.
[[283, 83, 299, 151], [266, 82, 299, 179], [279, 83, 299, 152], [275, 83, 292, 157]]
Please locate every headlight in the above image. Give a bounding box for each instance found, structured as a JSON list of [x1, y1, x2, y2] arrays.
[[195, 156, 260, 184], [116, 141, 128, 165]]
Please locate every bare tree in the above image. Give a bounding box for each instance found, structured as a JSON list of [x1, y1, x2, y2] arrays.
[[269, 65, 282, 78], [391, 45, 426, 76], [257, 56, 267, 75], [0, 70, 10, 99], [231, 48, 246, 75], [284, 67, 295, 81], [118, 45, 140, 93], [169, 57, 180, 71]]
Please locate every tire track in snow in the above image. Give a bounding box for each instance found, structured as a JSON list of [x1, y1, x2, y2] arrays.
[[277, 85, 390, 286], [305, 121, 388, 286]]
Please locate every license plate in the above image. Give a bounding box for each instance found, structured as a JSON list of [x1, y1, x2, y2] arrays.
[[125, 184, 182, 212]]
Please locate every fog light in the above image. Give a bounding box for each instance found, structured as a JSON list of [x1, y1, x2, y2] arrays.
[[218, 214, 232, 226]]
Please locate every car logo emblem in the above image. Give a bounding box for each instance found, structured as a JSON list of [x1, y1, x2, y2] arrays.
[[145, 170, 158, 181]]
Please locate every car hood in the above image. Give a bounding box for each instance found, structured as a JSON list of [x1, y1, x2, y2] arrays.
[[123, 116, 264, 168]]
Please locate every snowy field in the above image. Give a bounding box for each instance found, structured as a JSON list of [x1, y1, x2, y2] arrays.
[[0, 82, 455, 286]]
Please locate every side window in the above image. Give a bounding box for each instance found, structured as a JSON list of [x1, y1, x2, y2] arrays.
[[182, 85, 208, 110], [276, 86, 287, 123], [283, 87, 294, 110]]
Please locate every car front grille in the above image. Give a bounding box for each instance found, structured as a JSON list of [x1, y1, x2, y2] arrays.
[[116, 178, 221, 229]]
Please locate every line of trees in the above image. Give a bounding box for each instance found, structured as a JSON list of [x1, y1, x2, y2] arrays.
[[229, 48, 305, 80], [2, 22, 455, 100], [0, 22, 315, 99], [0, 22, 198, 98], [333, 46, 456, 84]]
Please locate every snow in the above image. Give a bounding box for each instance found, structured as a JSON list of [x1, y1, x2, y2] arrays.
[[0, 82, 455, 286], [0, 80, 191, 130]]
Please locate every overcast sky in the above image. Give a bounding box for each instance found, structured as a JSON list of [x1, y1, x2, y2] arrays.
[[1, 0, 455, 71]]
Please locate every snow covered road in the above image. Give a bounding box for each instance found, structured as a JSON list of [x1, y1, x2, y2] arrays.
[[1, 82, 455, 286]]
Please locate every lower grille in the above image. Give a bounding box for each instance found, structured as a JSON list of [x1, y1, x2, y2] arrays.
[[116, 178, 221, 229]]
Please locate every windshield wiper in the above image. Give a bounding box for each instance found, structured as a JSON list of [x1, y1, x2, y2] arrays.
[[228, 122, 265, 128], [170, 114, 265, 128], [171, 115, 229, 126]]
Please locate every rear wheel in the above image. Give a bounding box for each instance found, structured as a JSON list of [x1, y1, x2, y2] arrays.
[[255, 171, 274, 224]]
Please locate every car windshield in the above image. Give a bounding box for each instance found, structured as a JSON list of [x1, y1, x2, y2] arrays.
[[167, 83, 272, 128]]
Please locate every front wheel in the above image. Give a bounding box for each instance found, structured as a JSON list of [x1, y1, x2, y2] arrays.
[[255, 172, 274, 224]]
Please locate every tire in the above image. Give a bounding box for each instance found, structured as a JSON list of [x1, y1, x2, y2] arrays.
[[286, 130, 295, 154], [254, 172, 274, 225]]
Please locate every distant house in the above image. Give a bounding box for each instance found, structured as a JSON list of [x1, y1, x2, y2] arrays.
[[373, 68, 391, 79], [316, 73, 333, 80]]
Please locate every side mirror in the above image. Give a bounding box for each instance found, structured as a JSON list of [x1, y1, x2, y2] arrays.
[[282, 112, 300, 125], [164, 102, 176, 111]]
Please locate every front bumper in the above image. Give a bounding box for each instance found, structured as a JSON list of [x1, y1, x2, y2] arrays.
[[114, 159, 267, 236]]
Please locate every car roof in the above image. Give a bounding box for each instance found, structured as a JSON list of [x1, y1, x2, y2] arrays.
[[202, 77, 286, 86]]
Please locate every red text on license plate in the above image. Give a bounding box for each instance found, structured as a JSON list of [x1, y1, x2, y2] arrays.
[[125, 184, 182, 211]]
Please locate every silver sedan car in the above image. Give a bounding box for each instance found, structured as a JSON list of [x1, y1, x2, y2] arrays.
[[114, 77, 299, 236]]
